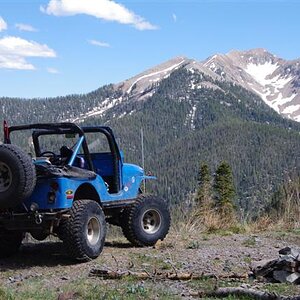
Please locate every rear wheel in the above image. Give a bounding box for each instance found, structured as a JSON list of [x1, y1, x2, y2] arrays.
[[61, 200, 106, 261], [0, 144, 36, 209], [121, 195, 171, 246], [0, 230, 23, 258]]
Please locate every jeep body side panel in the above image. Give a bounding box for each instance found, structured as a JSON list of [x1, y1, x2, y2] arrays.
[[24, 163, 153, 210], [24, 176, 105, 210]]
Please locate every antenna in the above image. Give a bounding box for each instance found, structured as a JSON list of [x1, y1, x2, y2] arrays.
[[141, 128, 146, 192]]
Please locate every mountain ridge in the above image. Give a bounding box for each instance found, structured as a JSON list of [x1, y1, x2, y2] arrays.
[[96, 48, 300, 123]]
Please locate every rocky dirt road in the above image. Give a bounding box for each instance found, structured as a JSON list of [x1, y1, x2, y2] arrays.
[[1, 228, 300, 299]]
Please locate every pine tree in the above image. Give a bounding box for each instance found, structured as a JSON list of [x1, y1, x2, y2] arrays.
[[214, 161, 236, 218], [195, 162, 213, 208]]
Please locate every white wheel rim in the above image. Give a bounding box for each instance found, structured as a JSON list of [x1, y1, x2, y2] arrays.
[[141, 209, 161, 234], [87, 217, 100, 246], [0, 162, 12, 193]]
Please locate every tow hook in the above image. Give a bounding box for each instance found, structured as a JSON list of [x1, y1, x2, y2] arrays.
[[35, 213, 43, 225]]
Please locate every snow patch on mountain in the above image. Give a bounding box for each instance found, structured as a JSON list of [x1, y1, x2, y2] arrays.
[[185, 104, 197, 130], [282, 104, 300, 115], [220, 101, 232, 107], [273, 93, 297, 111], [190, 105, 196, 130], [244, 62, 279, 86], [203, 55, 217, 67], [250, 82, 295, 112], [244, 61, 295, 113], [126, 59, 185, 94], [190, 80, 202, 90], [67, 96, 124, 123]]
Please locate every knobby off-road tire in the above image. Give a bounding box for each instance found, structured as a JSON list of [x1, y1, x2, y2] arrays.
[[0, 230, 23, 258], [121, 195, 171, 247], [61, 200, 106, 262], [0, 144, 36, 209]]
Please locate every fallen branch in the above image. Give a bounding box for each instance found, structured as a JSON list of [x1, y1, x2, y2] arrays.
[[196, 287, 300, 300], [89, 268, 192, 280], [89, 268, 248, 281]]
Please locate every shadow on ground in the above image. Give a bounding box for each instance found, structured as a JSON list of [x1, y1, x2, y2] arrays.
[[105, 241, 134, 248], [0, 242, 71, 270], [0, 240, 134, 270]]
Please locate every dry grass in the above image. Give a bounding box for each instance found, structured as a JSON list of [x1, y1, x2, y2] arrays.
[[171, 203, 243, 237], [171, 200, 300, 236], [243, 215, 275, 233]]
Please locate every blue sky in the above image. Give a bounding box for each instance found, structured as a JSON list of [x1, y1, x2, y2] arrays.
[[0, 0, 299, 98]]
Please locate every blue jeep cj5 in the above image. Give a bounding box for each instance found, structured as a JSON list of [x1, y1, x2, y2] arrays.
[[0, 122, 170, 261]]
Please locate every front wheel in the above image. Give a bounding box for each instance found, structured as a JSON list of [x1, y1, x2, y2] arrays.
[[121, 195, 171, 246], [61, 200, 106, 261]]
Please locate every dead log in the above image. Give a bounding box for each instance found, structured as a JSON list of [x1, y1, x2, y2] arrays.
[[89, 268, 248, 281], [197, 287, 300, 300], [89, 268, 193, 280]]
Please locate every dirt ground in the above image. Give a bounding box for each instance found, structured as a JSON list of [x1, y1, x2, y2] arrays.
[[1, 228, 300, 299]]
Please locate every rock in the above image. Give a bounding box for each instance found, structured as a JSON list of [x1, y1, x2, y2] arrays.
[[251, 259, 273, 270], [279, 246, 293, 255], [253, 247, 300, 284], [279, 247, 300, 259], [278, 255, 298, 269], [57, 292, 79, 300], [286, 272, 300, 284], [60, 276, 69, 281], [252, 259, 277, 277], [8, 275, 24, 283], [273, 270, 291, 283]]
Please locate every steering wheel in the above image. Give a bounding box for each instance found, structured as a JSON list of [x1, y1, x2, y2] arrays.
[[40, 151, 59, 164], [40, 151, 57, 158]]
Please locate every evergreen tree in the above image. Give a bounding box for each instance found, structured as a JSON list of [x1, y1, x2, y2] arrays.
[[214, 161, 236, 218], [195, 162, 212, 208]]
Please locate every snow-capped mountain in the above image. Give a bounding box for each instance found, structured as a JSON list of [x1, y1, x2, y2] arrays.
[[108, 48, 300, 122], [62, 49, 300, 124], [201, 49, 300, 121]]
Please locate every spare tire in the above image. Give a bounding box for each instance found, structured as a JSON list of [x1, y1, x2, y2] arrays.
[[0, 144, 36, 209]]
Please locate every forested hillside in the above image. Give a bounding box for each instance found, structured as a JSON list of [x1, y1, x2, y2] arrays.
[[1, 67, 300, 215]]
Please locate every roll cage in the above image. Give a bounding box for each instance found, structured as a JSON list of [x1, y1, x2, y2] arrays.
[[3, 122, 122, 192]]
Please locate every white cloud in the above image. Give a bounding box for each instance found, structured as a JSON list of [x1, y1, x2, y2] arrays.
[[0, 36, 56, 70], [172, 13, 177, 23], [47, 67, 59, 74], [0, 17, 7, 32], [15, 23, 38, 32], [41, 0, 158, 30], [88, 39, 110, 48]]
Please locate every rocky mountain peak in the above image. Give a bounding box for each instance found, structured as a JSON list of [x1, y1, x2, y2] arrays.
[[192, 49, 299, 121], [115, 56, 191, 98], [107, 49, 300, 122], [227, 48, 280, 67]]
